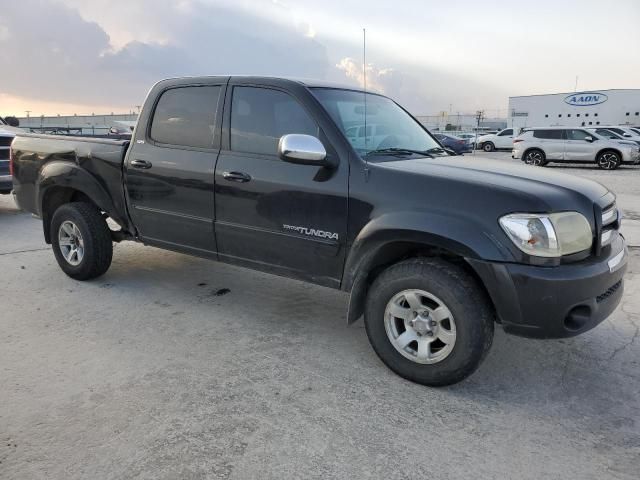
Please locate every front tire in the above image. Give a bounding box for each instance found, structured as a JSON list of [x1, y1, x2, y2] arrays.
[[364, 258, 494, 387], [51, 202, 113, 280], [597, 151, 621, 170], [482, 142, 495, 152]]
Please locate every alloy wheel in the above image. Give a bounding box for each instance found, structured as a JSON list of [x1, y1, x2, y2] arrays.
[[384, 289, 457, 364], [58, 220, 85, 266], [525, 151, 544, 166], [598, 152, 619, 170]]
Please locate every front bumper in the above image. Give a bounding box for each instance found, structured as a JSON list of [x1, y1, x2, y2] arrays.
[[469, 234, 627, 339]]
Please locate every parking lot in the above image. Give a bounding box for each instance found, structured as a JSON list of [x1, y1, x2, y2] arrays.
[[1, 152, 639, 479]]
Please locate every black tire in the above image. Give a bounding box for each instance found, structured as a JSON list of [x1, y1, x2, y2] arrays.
[[364, 258, 494, 386], [523, 149, 548, 166], [482, 142, 495, 152], [597, 150, 621, 170], [50, 202, 113, 280]]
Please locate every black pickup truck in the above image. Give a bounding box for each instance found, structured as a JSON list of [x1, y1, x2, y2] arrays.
[[11, 76, 628, 386]]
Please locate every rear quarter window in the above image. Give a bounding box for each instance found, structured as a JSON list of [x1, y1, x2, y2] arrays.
[[533, 129, 564, 140]]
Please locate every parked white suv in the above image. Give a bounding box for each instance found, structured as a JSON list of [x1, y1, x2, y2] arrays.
[[476, 128, 514, 152], [596, 125, 640, 143], [512, 127, 640, 170]]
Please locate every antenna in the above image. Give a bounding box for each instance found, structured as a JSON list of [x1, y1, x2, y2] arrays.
[[363, 28, 368, 171]]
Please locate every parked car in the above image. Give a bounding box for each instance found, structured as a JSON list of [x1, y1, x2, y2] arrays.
[[596, 125, 640, 143], [585, 127, 640, 146], [512, 126, 640, 169], [11, 76, 628, 386], [433, 133, 472, 154], [451, 132, 478, 147], [0, 117, 19, 194], [476, 128, 514, 151]]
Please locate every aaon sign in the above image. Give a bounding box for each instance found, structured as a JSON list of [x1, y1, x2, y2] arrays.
[[564, 92, 608, 106]]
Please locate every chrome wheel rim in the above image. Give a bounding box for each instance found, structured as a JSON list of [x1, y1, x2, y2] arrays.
[[384, 289, 457, 365], [58, 220, 85, 266], [526, 151, 543, 165], [599, 153, 618, 169]]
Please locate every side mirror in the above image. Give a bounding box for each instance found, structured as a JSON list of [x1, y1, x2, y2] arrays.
[[584, 136, 594, 142], [278, 134, 329, 166]]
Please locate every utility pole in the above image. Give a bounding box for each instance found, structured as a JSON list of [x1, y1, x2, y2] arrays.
[[473, 110, 484, 157]]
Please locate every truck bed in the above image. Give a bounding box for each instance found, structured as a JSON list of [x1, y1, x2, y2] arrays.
[[11, 133, 130, 227]]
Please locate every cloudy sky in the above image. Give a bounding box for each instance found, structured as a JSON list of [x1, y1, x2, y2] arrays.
[[1, 0, 639, 117]]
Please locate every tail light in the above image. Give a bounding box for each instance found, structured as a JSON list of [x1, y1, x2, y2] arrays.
[[9, 146, 15, 176]]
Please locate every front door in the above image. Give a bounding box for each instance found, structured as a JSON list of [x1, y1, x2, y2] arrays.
[[564, 129, 596, 162], [125, 81, 225, 254], [495, 128, 514, 148], [214, 83, 349, 287]]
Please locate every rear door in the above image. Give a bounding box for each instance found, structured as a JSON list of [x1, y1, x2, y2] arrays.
[[125, 79, 226, 254], [214, 81, 349, 287], [564, 129, 596, 162], [533, 129, 565, 160]]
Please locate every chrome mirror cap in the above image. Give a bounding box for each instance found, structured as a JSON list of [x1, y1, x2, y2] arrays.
[[278, 134, 327, 165]]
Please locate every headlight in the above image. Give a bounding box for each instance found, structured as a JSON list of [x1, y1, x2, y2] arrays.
[[499, 212, 592, 257]]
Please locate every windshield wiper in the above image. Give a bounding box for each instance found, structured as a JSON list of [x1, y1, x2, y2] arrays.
[[365, 148, 434, 158], [424, 147, 456, 155]]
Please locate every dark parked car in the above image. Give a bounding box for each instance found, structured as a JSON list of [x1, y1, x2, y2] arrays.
[[0, 117, 18, 194], [11, 76, 627, 386], [434, 133, 472, 154]]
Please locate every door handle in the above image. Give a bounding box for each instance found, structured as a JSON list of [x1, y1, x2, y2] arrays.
[[131, 159, 152, 169], [222, 171, 252, 183]]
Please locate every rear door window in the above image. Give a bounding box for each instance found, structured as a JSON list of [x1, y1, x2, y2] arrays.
[[230, 87, 318, 156], [150, 86, 221, 148], [533, 129, 564, 140]]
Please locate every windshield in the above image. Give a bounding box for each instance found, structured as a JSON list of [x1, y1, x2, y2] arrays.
[[311, 88, 441, 157]]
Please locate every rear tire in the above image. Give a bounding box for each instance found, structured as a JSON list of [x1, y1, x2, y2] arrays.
[[364, 258, 494, 387], [51, 202, 113, 280], [483, 142, 495, 152], [523, 149, 547, 166], [597, 150, 621, 170]]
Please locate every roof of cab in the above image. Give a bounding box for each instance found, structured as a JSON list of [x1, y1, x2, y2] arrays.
[[160, 75, 365, 92]]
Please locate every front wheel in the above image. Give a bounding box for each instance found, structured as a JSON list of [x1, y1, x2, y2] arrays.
[[597, 151, 621, 170], [364, 258, 494, 386], [482, 142, 495, 152], [51, 202, 113, 280]]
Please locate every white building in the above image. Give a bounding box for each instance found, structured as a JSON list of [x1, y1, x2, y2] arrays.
[[508, 89, 640, 131]]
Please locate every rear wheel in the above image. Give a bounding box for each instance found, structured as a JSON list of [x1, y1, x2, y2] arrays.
[[51, 202, 113, 280], [483, 142, 495, 152], [597, 151, 621, 170], [524, 149, 547, 166], [364, 258, 494, 386]]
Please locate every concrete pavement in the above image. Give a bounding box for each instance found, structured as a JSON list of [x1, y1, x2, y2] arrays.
[[1, 157, 639, 479]]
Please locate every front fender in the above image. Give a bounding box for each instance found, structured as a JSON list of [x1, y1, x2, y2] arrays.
[[342, 211, 514, 324], [37, 161, 128, 229]]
